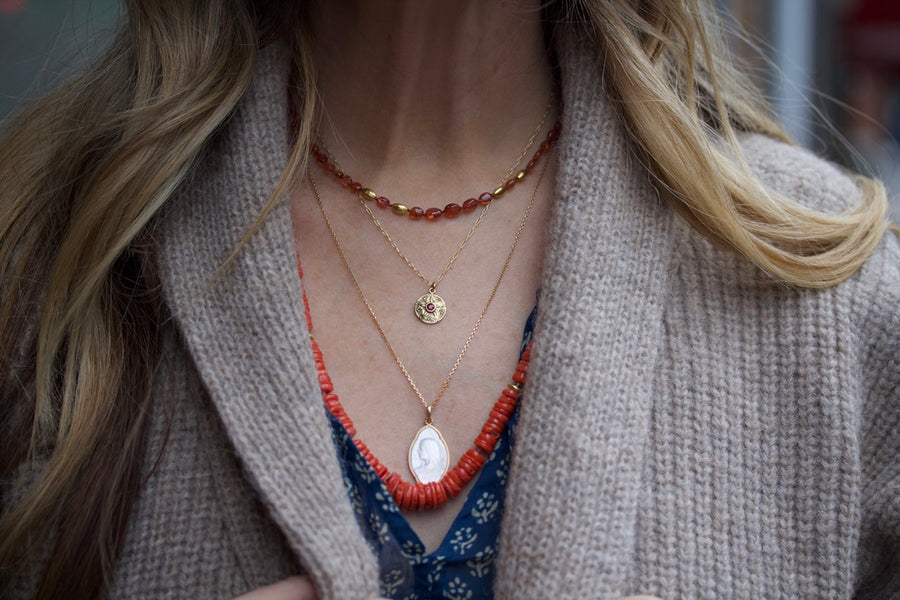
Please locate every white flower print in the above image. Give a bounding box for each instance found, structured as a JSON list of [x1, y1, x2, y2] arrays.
[[449, 527, 477, 554], [466, 546, 496, 579], [375, 489, 399, 513], [401, 539, 425, 561], [443, 577, 473, 600], [354, 453, 379, 483], [471, 491, 499, 524], [496, 454, 510, 485], [380, 568, 406, 597], [425, 557, 446, 586]]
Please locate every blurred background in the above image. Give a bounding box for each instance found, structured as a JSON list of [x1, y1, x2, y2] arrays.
[[1, 0, 898, 221]]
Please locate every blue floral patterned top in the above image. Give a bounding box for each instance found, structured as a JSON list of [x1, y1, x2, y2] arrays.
[[327, 304, 536, 600]]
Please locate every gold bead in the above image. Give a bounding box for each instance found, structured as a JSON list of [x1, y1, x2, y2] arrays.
[[515, 170, 527, 180], [391, 203, 409, 215], [492, 185, 506, 198], [361, 188, 377, 201], [508, 382, 521, 393]]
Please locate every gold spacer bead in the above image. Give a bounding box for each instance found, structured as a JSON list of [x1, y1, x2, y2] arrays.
[[508, 382, 522, 393], [361, 188, 377, 201], [492, 185, 506, 198], [391, 203, 409, 215], [515, 169, 527, 180]]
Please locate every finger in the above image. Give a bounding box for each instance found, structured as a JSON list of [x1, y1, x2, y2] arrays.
[[231, 576, 318, 600]]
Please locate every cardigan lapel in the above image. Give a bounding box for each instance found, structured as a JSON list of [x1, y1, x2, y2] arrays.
[[495, 32, 683, 597], [156, 45, 378, 599]]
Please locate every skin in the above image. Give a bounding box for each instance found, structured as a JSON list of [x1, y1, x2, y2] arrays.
[[293, 0, 556, 553], [239, 2, 664, 598]]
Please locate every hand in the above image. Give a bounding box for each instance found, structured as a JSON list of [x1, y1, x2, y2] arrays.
[[231, 576, 317, 600], [230, 576, 389, 600]]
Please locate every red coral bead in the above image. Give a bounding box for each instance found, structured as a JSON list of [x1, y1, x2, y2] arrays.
[[490, 407, 511, 423], [443, 470, 463, 496], [474, 433, 496, 454], [384, 472, 402, 495], [395, 482, 410, 510], [459, 453, 479, 476], [465, 449, 486, 468], [451, 466, 472, 487], [424, 483, 436, 509], [483, 417, 505, 435], [406, 485, 421, 511], [433, 481, 448, 505]]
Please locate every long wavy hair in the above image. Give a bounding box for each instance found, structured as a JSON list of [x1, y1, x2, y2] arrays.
[[0, 0, 891, 598]]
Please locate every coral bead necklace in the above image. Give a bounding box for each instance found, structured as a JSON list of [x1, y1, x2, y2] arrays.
[[303, 147, 551, 509]]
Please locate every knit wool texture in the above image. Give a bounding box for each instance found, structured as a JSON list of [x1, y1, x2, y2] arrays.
[[6, 31, 899, 600]]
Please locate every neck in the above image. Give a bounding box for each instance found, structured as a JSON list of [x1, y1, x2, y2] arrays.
[[307, 0, 556, 174]]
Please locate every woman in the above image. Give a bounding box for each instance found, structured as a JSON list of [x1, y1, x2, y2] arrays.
[[1, 1, 896, 599]]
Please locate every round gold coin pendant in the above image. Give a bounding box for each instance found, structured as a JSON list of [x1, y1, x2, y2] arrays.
[[414, 292, 447, 324]]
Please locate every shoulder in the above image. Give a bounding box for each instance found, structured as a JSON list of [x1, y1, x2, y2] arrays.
[[738, 133, 863, 215]]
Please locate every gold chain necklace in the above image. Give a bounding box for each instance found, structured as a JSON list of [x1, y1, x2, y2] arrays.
[[307, 150, 550, 484], [315, 102, 552, 324]]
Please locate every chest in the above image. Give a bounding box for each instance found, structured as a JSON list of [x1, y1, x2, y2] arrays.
[[290, 175, 554, 550]]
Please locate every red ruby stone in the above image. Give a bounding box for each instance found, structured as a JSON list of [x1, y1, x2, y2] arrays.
[[426, 302, 436, 312], [443, 203, 462, 218], [425, 207, 442, 220]]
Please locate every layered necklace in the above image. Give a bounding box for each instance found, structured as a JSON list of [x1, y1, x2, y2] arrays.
[[304, 130, 556, 509], [312, 107, 558, 325]]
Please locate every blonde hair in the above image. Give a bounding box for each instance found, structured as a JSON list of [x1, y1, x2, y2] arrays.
[[0, 0, 891, 597]]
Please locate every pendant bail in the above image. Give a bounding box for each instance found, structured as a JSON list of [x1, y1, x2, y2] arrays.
[[428, 283, 436, 294], [424, 405, 434, 425]]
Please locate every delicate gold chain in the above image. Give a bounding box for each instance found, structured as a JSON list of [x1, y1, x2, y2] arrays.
[[318, 99, 552, 290], [308, 151, 551, 419]]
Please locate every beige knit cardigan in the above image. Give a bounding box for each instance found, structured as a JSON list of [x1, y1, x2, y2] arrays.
[[11, 34, 899, 600]]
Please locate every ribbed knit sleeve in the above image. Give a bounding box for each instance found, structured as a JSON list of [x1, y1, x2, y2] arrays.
[[852, 231, 900, 598]]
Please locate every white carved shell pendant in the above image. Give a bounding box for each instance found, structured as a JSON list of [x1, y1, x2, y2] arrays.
[[408, 424, 450, 484]]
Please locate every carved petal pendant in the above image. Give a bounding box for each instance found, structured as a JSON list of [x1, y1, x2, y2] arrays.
[[414, 292, 447, 324], [408, 424, 450, 484]]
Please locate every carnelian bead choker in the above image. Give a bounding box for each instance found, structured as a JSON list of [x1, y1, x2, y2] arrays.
[[310, 122, 560, 222]]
